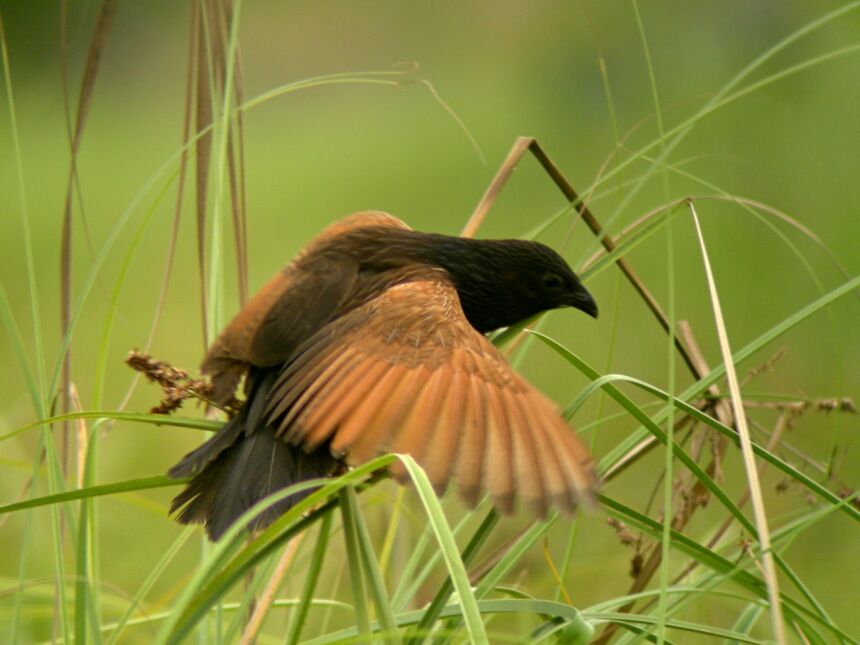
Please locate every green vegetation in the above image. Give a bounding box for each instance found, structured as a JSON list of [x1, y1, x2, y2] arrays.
[[1, 2, 858, 643]]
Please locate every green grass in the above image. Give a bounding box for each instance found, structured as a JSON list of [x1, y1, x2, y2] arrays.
[[1, 2, 859, 643]]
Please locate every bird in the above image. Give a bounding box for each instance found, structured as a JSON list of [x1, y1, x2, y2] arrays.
[[168, 211, 599, 540]]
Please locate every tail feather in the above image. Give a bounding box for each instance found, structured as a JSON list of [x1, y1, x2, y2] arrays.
[[167, 412, 245, 479], [167, 368, 338, 541]]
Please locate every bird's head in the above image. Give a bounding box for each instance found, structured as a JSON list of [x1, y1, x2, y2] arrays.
[[513, 241, 598, 319], [328, 226, 598, 333], [429, 236, 598, 332]]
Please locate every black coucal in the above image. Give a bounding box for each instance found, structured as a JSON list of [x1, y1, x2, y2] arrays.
[[168, 211, 600, 540]]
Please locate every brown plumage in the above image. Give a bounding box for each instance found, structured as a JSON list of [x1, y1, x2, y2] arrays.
[[168, 211, 599, 540]]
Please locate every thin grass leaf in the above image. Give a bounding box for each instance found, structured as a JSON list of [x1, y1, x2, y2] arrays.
[[431, 514, 559, 645], [7, 435, 42, 645], [409, 508, 499, 644], [629, 9, 679, 638], [584, 273, 860, 479], [0, 476, 185, 516], [391, 506, 477, 612], [397, 455, 487, 644], [728, 605, 765, 645], [378, 486, 406, 579], [0, 411, 220, 444], [695, 203, 788, 643], [226, 535, 285, 643], [205, 0, 244, 344], [529, 334, 856, 640], [533, 335, 859, 525], [578, 3, 860, 251], [161, 458, 394, 643], [105, 526, 195, 645], [348, 486, 401, 643], [0, 23, 72, 641], [339, 487, 372, 640], [598, 495, 849, 642], [45, 165, 183, 410], [74, 426, 103, 645], [578, 202, 685, 281], [0, 282, 41, 414], [194, 0, 213, 347], [286, 511, 334, 645], [585, 610, 765, 643], [585, 587, 763, 615], [0, 7, 46, 415], [308, 599, 593, 645], [61, 37, 119, 643], [96, 599, 352, 638]]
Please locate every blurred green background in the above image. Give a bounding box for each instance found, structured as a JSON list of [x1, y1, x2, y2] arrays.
[[1, 1, 858, 642]]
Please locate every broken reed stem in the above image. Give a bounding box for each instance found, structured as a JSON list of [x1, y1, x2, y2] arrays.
[[465, 136, 704, 384]]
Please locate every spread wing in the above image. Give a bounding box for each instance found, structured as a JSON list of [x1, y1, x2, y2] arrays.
[[265, 269, 598, 515], [202, 211, 410, 404]]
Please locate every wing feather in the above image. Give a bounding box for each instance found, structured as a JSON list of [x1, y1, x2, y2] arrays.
[[512, 390, 575, 512], [388, 366, 448, 483], [483, 383, 516, 513], [455, 373, 488, 507], [534, 403, 598, 506], [330, 363, 410, 456], [347, 364, 430, 464], [502, 388, 549, 516], [271, 348, 360, 437], [420, 360, 467, 493], [200, 211, 409, 404], [300, 358, 390, 450], [264, 272, 597, 514]]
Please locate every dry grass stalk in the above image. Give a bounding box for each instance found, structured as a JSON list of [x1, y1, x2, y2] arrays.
[[125, 349, 238, 416]]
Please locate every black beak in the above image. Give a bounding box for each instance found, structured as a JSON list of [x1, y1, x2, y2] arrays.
[[569, 284, 598, 319]]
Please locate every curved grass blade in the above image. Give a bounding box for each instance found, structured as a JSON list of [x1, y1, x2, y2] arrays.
[[347, 485, 401, 643], [407, 508, 499, 644], [432, 514, 559, 645], [391, 506, 478, 612], [0, 476, 186, 516], [339, 487, 372, 639], [0, 411, 220, 444], [96, 599, 351, 638], [160, 457, 394, 643], [689, 202, 784, 642], [397, 455, 487, 644], [286, 511, 334, 644], [598, 495, 851, 642], [528, 270, 860, 505], [571, 368, 859, 525], [104, 526, 195, 645]]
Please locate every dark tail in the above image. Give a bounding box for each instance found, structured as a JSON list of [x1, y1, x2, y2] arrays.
[[168, 368, 338, 541]]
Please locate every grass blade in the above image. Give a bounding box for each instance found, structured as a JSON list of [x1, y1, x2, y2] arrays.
[[348, 485, 401, 643], [397, 455, 487, 644], [688, 202, 784, 642], [0, 476, 185, 515], [286, 511, 334, 644], [407, 508, 499, 644], [339, 487, 372, 639]]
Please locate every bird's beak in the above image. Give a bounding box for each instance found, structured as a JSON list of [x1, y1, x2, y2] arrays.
[[569, 284, 598, 319]]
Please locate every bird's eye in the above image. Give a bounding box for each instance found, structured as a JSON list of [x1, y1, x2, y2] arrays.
[[542, 273, 564, 291]]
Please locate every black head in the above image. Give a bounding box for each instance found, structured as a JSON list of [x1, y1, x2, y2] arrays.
[[426, 236, 598, 333]]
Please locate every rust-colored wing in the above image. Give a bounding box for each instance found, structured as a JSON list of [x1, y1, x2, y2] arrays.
[[202, 211, 410, 404], [265, 269, 598, 515]]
